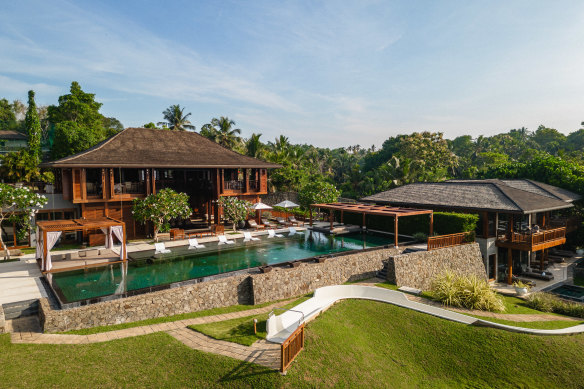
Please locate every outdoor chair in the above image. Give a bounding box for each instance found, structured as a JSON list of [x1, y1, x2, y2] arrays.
[[154, 242, 171, 254], [248, 219, 265, 230], [267, 229, 284, 238], [288, 216, 304, 226], [188, 238, 205, 249], [243, 232, 260, 242], [262, 218, 277, 228], [276, 217, 292, 226], [218, 235, 235, 245], [288, 227, 297, 236]]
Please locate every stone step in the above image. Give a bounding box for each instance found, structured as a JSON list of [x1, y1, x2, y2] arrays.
[[2, 299, 39, 319]]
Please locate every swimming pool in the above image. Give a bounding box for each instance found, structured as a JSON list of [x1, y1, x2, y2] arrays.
[[549, 284, 584, 302], [46, 230, 393, 306]]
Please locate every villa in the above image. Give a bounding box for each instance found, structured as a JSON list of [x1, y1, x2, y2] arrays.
[[40, 127, 280, 240], [362, 179, 581, 284]]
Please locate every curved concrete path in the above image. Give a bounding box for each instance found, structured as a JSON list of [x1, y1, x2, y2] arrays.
[[266, 285, 584, 343]]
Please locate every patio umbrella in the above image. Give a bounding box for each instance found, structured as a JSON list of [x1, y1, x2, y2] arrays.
[[253, 202, 273, 223], [274, 200, 299, 220]]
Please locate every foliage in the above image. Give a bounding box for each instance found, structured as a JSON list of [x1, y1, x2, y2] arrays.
[[0, 184, 47, 259], [24, 90, 41, 160], [434, 212, 479, 235], [200, 116, 242, 150], [218, 196, 253, 231], [0, 150, 53, 184], [49, 82, 110, 159], [131, 188, 191, 241], [513, 280, 531, 290], [245, 133, 263, 158], [143, 122, 158, 129], [431, 270, 505, 312], [412, 232, 428, 242], [525, 292, 584, 318], [157, 104, 195, 131], [298, 181, 340, 210]]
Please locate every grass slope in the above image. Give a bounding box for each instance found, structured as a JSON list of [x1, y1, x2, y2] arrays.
[[2, 300, 584, 387]]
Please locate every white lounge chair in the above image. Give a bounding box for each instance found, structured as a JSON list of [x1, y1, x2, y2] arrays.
[[267, 229, 284, 238], [154, 242, 171, 254], [243, 232, 260, 242], [288, 227, 297, 236], [218, 235, 235, 245], [188, 238, 205, 249]]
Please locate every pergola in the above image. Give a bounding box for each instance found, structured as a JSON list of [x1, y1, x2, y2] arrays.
[[36, 217, 127, 272], [310, 202, 433, 247]]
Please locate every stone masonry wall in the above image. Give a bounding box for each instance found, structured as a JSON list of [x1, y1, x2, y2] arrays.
[[39, 247, 398, 332], [386, 243, 486, 291], [40, 275, 252, 333], [251, 247, 400, 304], [261, 191, 299, 206]]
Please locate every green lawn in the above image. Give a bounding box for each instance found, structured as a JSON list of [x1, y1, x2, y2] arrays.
[[188, 296, 311, 346], [64, 297, 305, 335], [471, 316, 584, 330], [4, 299, 584, 388]]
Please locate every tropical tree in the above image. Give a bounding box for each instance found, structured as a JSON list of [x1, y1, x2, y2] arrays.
[[0, 150, 53, 184], [201, 116, 241, 149], [131, 188, 191, 241], [298, 181, 340, 211], [158, 105, 195, 131], [25, 90, 42, 161], [0, 184, 47, 260], [245, 133, 264, 158], [218, 196, 253, 231]]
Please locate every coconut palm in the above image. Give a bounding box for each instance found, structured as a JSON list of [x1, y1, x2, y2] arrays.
[[157, 105, 195, 131], [245, 133, 264, 158], [203, 116, 241, 149]]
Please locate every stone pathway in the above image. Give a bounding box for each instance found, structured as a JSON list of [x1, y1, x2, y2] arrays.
[[9, 299, 293, 370]]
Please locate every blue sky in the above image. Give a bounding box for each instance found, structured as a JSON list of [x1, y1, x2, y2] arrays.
[[1, 1, 583, 147]]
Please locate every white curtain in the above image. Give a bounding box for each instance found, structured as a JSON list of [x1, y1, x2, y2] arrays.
[[115, 261, 127, 295], [111, 226, 126, 260], [43, 231, 62, 271], [100, 227, 114, 249]]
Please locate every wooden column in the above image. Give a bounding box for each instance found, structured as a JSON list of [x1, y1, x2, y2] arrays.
[[394, 216, 399, 248], [309, 207, 313, 226], [507, 247, 513, 285], [122, 223, 127, 261], [151, 169, 156, 194], [540, 249, 545, 271], [483, 212, 489, 238], [429, 213, 434, 236], [340, 210, 344, 225], [329, 209, 334, 230], [42, 230, 48, 271], [362, 213, 366, 229]]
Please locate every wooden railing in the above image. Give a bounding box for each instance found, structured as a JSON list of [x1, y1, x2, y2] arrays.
[[507, 227, 566, 246], [427, 232, 474, 251], [281, 323, 305, 373], [224, 180, 244, 190]]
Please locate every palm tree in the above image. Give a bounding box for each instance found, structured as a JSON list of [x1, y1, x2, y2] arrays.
[[157, 105, 195, 131], [245, 133, 264, 158], [203, 116, 241, 149]]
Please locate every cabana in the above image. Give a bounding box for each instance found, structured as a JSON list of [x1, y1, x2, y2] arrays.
[[36, 217, 127, 272], [310, 202, 433, 247]]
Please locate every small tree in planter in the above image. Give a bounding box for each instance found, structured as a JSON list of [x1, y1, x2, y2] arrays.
[[218, 196, 253, 231], [0, 184, 47, 260], [298, 181, 341, 221], [132, 188, 191, 241]]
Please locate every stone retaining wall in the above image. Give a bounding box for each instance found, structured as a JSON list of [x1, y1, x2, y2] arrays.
[[386, 243, 487, 290], [39, 247, 399, 332], [261, 191, 299, 206], [40, 275, 253, 333], [252, 247, 400, 304], [0, 305, 5, 334]]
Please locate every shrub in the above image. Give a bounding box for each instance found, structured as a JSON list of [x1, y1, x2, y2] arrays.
[[412, 232, 428, 242], [526, 292, 584, 318], [431, 270, 505, 312], [434, 212, 479, 235]]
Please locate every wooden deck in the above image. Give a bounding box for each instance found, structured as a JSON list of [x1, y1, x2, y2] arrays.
[[495, 227, 566, 252]]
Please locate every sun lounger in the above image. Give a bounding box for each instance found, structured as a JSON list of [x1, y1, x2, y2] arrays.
[[276, 217, 291, 226], [288, 216, 304, 226], [288, 227, 297, 236], [154, 242, 171, 254], [267, 229, 284, 238], [248, 219, 265, 230], [262, 218, 277, 228], [188, 238, 205, 249], [218, 235, 235, 245], [243, 232, 260, 242]]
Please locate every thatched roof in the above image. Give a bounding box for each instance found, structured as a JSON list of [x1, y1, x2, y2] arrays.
[[42, 128, 281, 169], [361, 179, 580, 214], [0, 130, 27, 140]]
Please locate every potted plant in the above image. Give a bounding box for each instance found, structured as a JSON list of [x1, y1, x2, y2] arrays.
[[513, 280, 530, 297], [576, 247, 584, 256]]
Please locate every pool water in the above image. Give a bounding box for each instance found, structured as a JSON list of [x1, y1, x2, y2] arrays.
[[550, 284, 584, 301], [48, 231, 391, 304]]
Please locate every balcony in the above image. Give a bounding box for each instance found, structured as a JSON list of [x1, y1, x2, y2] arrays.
[[496, 227, 566, 252]]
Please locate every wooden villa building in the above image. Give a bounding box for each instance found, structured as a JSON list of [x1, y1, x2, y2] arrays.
[[41, 127, 280, 239], [363, 179, 581, 284]]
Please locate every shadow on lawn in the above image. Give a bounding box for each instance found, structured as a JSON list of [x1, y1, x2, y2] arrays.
[[218, 359, 279, 382]]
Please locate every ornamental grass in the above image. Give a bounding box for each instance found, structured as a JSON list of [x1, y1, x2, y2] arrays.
[[431, 270, 505, 312]]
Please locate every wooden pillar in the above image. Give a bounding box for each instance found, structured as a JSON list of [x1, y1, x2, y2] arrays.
[[394, 216, 399, 248], [540, 249, 545, 271], [122, 223, 127, 261], [362, 213, 366, 229], [542, 212, 546, 228], [244, 169, 249, 193], [329, 209, 334, 230], [429, 213, 434, 236], [340, 210, 344, 225], [151, 169, 156, 194], [507, 247, 513, 285], [482, 212, 489, 238], [309, 207, 313, 226]]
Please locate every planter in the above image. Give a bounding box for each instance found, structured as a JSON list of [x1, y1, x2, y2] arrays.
[[515, 287, 528, 296], [576, 249, 584, 256]]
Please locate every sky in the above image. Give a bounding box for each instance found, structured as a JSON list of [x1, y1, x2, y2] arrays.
[[1, 0, 584, 148]]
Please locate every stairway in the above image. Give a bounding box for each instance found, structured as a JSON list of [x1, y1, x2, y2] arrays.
[[2, 299, 39, 320], [377, 262, 389, 279]]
